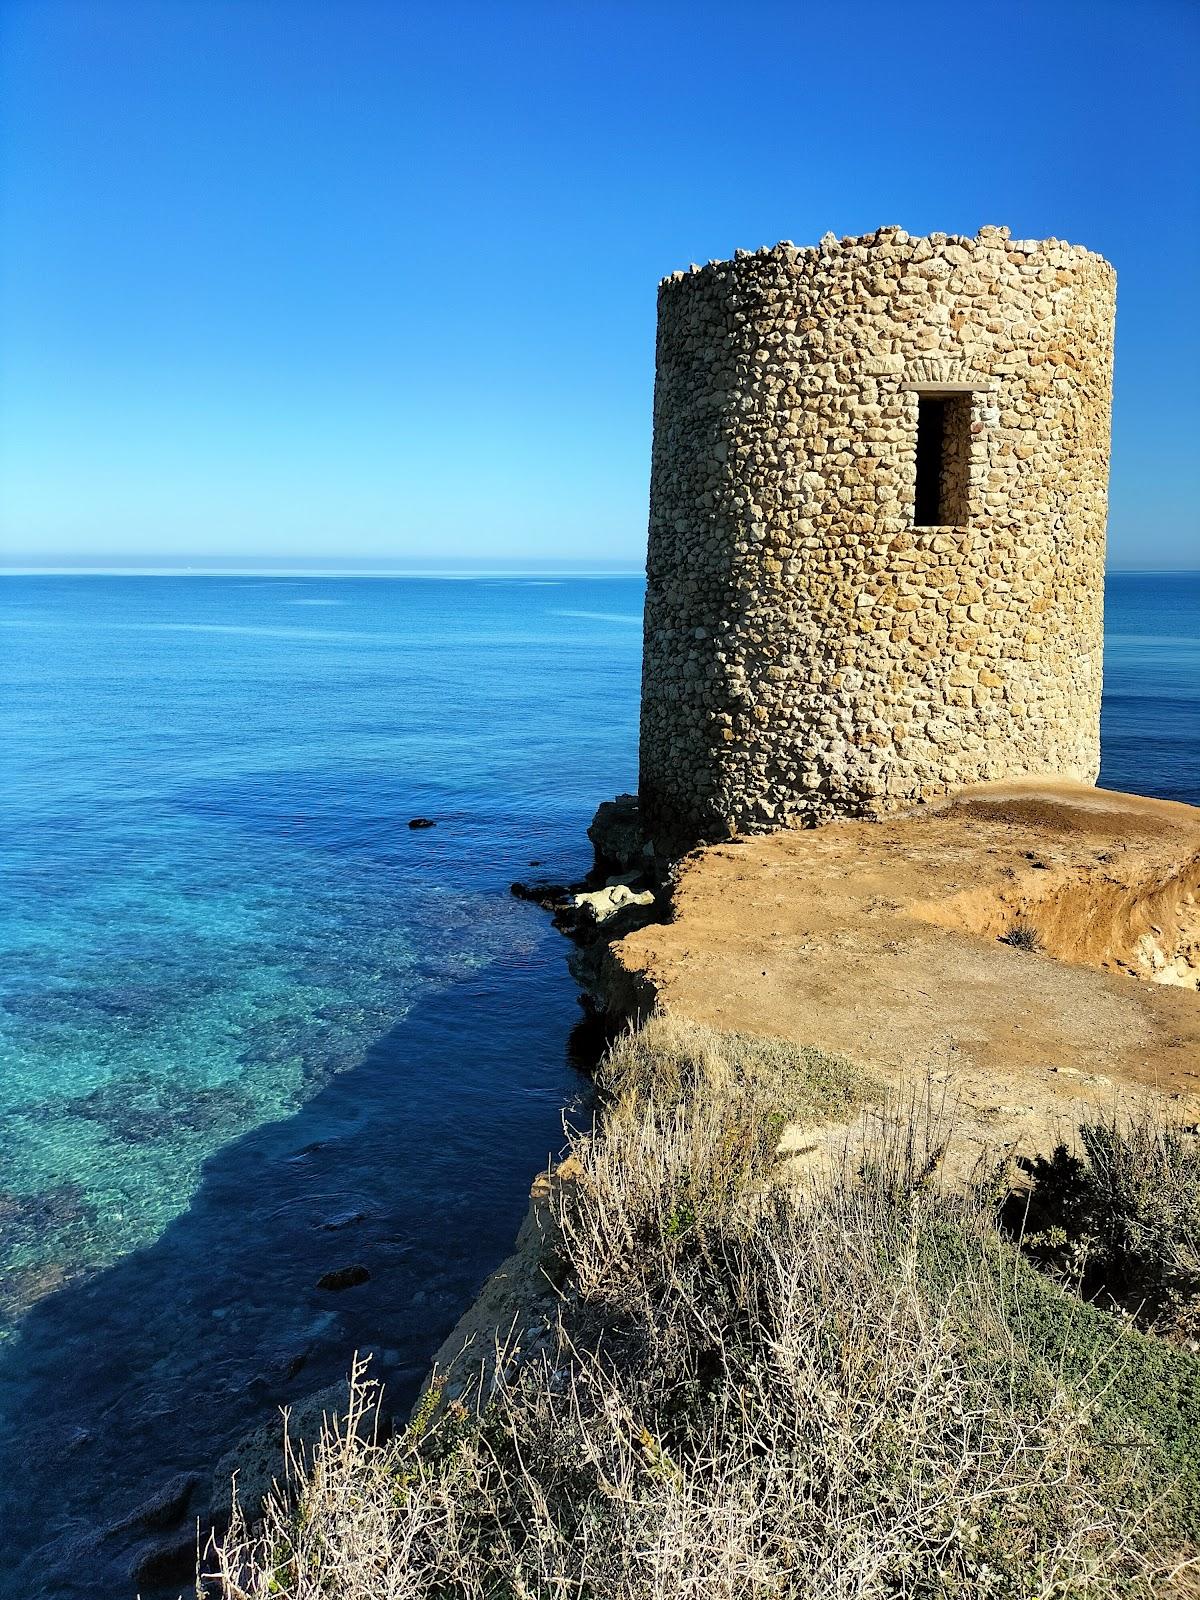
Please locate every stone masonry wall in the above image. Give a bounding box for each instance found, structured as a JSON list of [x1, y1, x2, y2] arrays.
[[639, 225, 1116, 851]]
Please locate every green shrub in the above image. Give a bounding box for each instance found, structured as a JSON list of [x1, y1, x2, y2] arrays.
[[1018, 1106, 1200, 1338]]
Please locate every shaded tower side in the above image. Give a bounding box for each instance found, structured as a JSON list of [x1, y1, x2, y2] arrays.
[[639, 226, 1116, 852]]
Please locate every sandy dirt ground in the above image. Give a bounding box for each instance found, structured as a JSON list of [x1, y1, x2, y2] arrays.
[[612, 780, 1200, 1177]]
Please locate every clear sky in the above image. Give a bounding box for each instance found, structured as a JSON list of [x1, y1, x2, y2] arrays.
[[1, 0, 1196, 569]]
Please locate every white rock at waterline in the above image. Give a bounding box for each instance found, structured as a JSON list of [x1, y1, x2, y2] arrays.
[[571, 884, 655, 924]]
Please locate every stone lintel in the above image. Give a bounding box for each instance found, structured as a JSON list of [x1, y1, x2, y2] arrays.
[[902, 380, 995, 395]]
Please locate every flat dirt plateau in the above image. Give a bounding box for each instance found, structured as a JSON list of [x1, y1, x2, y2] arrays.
[[612, 780, 1200, 1177]]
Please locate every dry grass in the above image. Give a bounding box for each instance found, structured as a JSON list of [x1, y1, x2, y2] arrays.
[[207, 1016, 1194, 1600], [597, 1012, 874, 1128]]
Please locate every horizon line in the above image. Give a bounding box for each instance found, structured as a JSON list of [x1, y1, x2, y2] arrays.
[[2, 564, 1197, 579], [0, 565, 650, 578]]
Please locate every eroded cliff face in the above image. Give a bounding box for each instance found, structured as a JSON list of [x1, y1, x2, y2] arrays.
[[905, 790, 1200, 989]]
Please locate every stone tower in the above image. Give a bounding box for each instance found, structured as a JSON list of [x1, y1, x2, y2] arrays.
[[639, 225, 1116, 852]]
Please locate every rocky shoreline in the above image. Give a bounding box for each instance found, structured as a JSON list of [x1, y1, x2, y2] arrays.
[[186, 777, 1200, 1588]]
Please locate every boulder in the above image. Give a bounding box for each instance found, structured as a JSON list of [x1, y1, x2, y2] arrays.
[[569, 884, 655, 927], [587, 793, 647, 873]]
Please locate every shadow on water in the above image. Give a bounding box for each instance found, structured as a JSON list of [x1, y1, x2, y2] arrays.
[[0, 933, 589, 1600]]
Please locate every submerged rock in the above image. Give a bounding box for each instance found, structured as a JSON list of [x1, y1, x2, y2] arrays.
[[61, 1073, 252, 1144], [109, 1470, 199, 1535], [317, 1207, 369, 1231], [316, 1264, 370, 1291], [0, 1259, 68, 1319], [0, 1182, 88, 1250]]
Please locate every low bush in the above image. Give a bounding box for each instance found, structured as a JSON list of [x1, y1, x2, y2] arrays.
[[598, 1011, 875, 1131], [1000, 920, 1043, 953], [1017, 1105, 1200, 1340]]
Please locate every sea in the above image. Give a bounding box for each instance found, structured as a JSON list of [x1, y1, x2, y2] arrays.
[[0, 568, 1196, 1598]]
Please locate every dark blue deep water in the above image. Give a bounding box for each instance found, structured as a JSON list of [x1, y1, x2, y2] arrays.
[[1099, 572, 1199, 804], [0, 568, 1195, 1597]]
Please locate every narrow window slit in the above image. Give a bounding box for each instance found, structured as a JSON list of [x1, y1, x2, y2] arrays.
[[914, 394, 971, 526]]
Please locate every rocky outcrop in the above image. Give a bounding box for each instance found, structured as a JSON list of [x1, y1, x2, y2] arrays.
[[567, 882, 656, 926], [413, 1159, 582, 1420], [587, 792, 650, 873], [210, 1376, 387, 1527], [108, 1471, 200, 1536], [206, 779, 1200, 1565], [604, 780, 1200, 1182]]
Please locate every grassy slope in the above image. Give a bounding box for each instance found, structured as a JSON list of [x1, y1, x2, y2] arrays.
[[208, 1017, 1200, 1599]]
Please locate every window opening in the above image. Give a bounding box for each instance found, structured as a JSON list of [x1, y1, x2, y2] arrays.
[[914, 394, 970, 526]]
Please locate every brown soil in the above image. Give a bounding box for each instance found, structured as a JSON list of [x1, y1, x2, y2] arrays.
[[611, 780, 1200, 1176]]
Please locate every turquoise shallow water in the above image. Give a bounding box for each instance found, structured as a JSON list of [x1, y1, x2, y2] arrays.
[[0, 568, 1195, 1597], [0, 573, 642, 1597]]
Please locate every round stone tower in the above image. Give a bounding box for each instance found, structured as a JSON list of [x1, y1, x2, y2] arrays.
[[638, 225, 1117, 851]]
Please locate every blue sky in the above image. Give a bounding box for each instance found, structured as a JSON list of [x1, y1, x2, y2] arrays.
[[1, 0, 1196, 569]]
